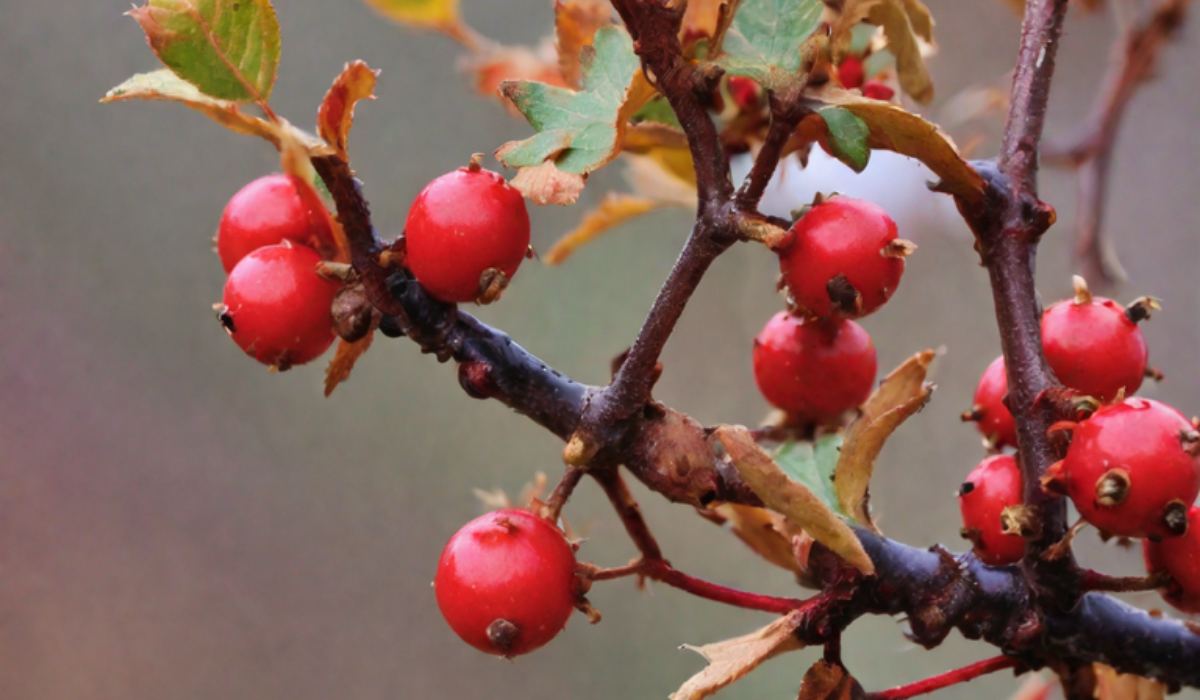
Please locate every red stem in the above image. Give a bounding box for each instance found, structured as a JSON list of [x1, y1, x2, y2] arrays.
[[639, 559, 807, 615], [867, 656, 1020, 700]]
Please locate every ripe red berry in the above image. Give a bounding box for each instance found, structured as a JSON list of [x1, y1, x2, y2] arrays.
[[728, 76, 761, 112], [777, 196, 907, 319], [964, 356, 1018, 449], [1044, 398, 1200, 540], [1143, 507, 1200, 613], [838, 55, 865, 89], [1041, 277, 1149, 402], [216, 174, 334, 273], [959, 454, 1025, 566], [860, 80, 895, 102], [404, 165, 531, 304], [752, 312, 877, 424], [434, 509, 578, 657], [219, 243, 340, 369]]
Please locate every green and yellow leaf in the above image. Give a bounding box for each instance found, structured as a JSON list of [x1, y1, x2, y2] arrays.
[[128, 0, 280, 103], [818, 107, 871, 173], [554, 0, 613, 89], [361, 0, 460, 32], [544, 194, 672, 263], [774, 434, 846, 517], [317, 61, 379, 161], [671, 610, 807, 700], [102, 69, 279, 141], [712, 0, 826, 91]]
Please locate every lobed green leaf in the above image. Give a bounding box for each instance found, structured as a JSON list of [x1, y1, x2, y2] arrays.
[[714, 0, 824, 90]]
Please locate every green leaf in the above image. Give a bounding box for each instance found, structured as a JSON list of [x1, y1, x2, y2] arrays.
[[496, 25, 646, 175], [632, 97, 681, 129], [818, 107, 870, 172], [774, 435, 848, 519], [714, 0, 824, 90], [128, 0, 281, 103]]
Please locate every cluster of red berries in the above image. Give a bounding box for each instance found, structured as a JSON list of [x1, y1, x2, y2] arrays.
[[752, 196, 910, 424], [837, 54, 896, 102], [434, 509, 580, 657], [956, 278, 1200, 614], [216, 174, 342, 370]]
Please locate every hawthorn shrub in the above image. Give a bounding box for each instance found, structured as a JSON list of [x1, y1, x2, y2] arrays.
[[103, 0, 1200, 698]]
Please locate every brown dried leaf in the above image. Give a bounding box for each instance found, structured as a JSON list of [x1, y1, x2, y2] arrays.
[[545, 194, 674, 264], [318, 60, 379, 161], [835, 350, 935, 528], [797, 660, 858, 700], [681, 0, 729, 41], [671, 610, 807, 700], [625, 152, 698, 204], [714, 425, 874, 575], [712, 503, 803, 574], [1093, 664, 1166, 700], [804, 84, 985, 202], [623, 122, 690, 153], [555, 0, 613, 88], [323, 332, 375, 397], [509, 161, 587, 205]]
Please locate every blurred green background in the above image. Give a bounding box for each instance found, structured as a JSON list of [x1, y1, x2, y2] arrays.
[[3, 1, 1199, 698]]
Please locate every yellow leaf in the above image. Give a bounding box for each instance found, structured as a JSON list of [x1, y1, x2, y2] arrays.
[[545, 194, 673, 264], [362, 0, 459, 31], [804, 84, 985, 202], [324, 333, 375, 397], [714, 425, 874, 575], [835, 350, 935, 529], [555, 0, 613, 88], [1094, 663, 1166, 700], [317, 61, 379, 161], [671, 610, 807, 700], [624, 152, 698, 204], [711, 503, 803, 574], [509, 161, 587, 205]]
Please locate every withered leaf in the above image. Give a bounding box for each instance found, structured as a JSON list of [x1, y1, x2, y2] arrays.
[[671, 609, 807, 700], [324, 332, 375, 397], [797, 660, 858, 700], [102, 70, 281, 143], [1094, 664, 1166, 700], [509, 160, 587, 205], [712, 502, 803, 574], [318, 61, 379, 161], [714, 425, 874, 575], [544, 194, 676, 264], [835, 350, 935, 529], [554, 0, 613, 89]]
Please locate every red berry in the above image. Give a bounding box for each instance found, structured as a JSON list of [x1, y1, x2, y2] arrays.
[[728, 76, 761, 112], [838, 55, 865, 89], [752, 312, 877, 423], [1041, 280, 1148, 402], [405, 166, 531, 304], [777, 197, 906, 319], [434, 509, 578, 657], [861, 80, 895, 102], [1045, 398, 1200, 540], [219, 243, 340, 369], [1144, 507, 1200, 613], [965, 356, 1018, 449], [216, 174, 333, 273], [959, 455, 1025, 566]]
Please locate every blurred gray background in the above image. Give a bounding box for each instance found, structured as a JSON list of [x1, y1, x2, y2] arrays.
[[3, 1, 1199, 698]]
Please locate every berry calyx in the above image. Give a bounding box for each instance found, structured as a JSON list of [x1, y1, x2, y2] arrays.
[[963, 355, 1018, 450], [1043, 398, 1200, 540], [861, 81, 895, 102], [752, 312, 877, 424], [838, 55, 865, 89], [216, 174, 334, 273], [1041, 276, 1150, 402], [404, 161, 531, 304], [777, 196, 909, 319], [434, 509, 578, 657], [959, 454, 1026, 566], [1144, 507, 1200, 613], [219, 243, 341, 369]]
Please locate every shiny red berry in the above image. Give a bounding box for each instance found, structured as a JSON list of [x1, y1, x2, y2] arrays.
[[728, 76, 761, 112], [1041, 277, 1149, 402], [405, 165, 531, 304], [752, 312, 877, 424], [861, 80, 895, 101], [964, 356, 1018, 450], [959, 455, 1025, 566], [1144, 507, 1200, 613], [216, 174, 333, 273], [1044, 398, 1200, 540], [219, 243, 340, 369], [777, 197, 907, 319], [838, 55, 865, 89], [434, 509, 578, 657]]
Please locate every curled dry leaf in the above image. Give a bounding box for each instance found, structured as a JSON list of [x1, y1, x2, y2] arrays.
[[544, 194, 673, 263], [797, 660, 860, 700], [509, 161, 587, 205], [1093, 663, 1166, 700], [834, 350, 935, 529], [318, 61, 380, 161], [803, 84, 985, 203], [554, 0, 613, 88], [711, 502, 804, 574], [671, 609, 807, 700], [324, 333, 375, 397], [714, 425, 874, 575], [829, 0, 935, 103]]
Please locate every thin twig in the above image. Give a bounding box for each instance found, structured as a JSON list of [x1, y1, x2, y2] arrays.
[[865, 656, 1020, 700], [595, 470, 665, 561]]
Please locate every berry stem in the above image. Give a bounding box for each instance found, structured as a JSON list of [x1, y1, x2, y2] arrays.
[[638, 558, 808, 614], [543, 466, 585, 521], [595, 470, 665, 561], [1078, 569, 1171, 593], [865, 656, 1020, 700]]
